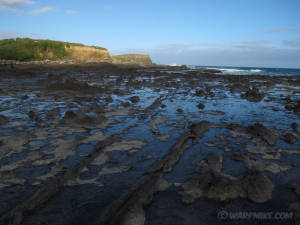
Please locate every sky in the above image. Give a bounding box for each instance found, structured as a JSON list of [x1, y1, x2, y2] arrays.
[[0, 0, 300, 68]]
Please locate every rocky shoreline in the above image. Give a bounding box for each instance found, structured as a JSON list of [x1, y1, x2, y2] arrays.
[[0, 63, 299, 225]]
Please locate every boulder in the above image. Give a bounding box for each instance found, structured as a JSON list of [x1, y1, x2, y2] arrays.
[[247, 123, 279, 146], [242, 171, 274, 203], [197, 103, 205, 109], [63, 110, 78, 122], [283, 132, 299, 144], [129, 96, 140, 103], [241, 86, 264, 102]]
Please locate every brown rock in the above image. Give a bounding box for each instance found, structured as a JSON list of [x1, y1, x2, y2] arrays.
[[105, 96, 113, 103], [241, 86, 265, 102], [197, 103, 205, 109], [129, 96, 140, 103]]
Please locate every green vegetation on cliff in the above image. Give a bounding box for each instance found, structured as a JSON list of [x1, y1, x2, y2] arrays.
[[0, 38, 107, 61]]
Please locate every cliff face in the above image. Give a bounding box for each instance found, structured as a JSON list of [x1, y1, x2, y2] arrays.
[[111, 54, 153, 66], [66, 45, 110, 62], [0, 38, 153, 66]]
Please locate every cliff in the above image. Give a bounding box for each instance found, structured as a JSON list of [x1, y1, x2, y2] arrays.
[[0, 38, 109, 62], [111, 54, 153, 66], [66, 45, 110, 62], [0, 38, 153, 66]]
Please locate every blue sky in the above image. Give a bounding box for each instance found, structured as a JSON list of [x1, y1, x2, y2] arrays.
[[0, 0, 300, 68]]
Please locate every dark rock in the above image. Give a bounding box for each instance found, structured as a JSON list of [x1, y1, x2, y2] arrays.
[[105, 96, 113, 103], [241, 86, 265, 102], [90, 103, 105, 113], [47, 78, 102, 94], [195, 89, 205, 96], [288, 183, 300, 196], [230, 83, 249, 93], [190, 121, 214, 143], [285, 104, 294, 111], [46, 108, 60, 120], [203, 69, 222, 73], [207, 177, 245, 201], [28, 111, 35, 119], [63, 110, 78, 122], [0, 115, 8, 125], [242, 171, 274, 203], [288, 203, 300, 220], [129, 96, 140, 103], [122, 102, 131, 107], [197, 103, 205, 109], [291, 122, 298, 131], [294, 101, 300, 113], [21, 95, 28, 100], [247, 123, 279, 146], [283, 132, 299, 144], [177, 108, 183, 113], [207, 152, 223, 173]]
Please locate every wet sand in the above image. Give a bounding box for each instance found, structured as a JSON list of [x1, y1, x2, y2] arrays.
[[0, 63, 299, 225]]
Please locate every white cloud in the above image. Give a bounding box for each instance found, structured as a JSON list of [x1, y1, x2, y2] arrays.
[[266, 28, 300, 33], [66, 9, 77, 14], [283, 39, 300, 48], [29, 6, 54, 15], [0, 28, 43, 39], [0, 0, 34, 11]]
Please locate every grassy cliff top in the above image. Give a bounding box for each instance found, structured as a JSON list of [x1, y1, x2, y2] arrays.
[[0, 38, 107, 61]]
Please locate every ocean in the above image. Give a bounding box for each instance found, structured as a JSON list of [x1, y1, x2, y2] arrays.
[[189, 65, 300, 76]]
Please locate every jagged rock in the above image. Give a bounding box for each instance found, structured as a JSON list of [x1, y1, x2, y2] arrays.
[[241, 86, 264, 102], [283, 132, 299, 144], [0, 115, 8, 125], [129, 96, 140, 103], [242, 171, 274, 203], [247, 123, 279, 146]]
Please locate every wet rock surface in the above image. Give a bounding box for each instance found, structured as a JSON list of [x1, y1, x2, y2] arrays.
[[0, 63, 299, 225]]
